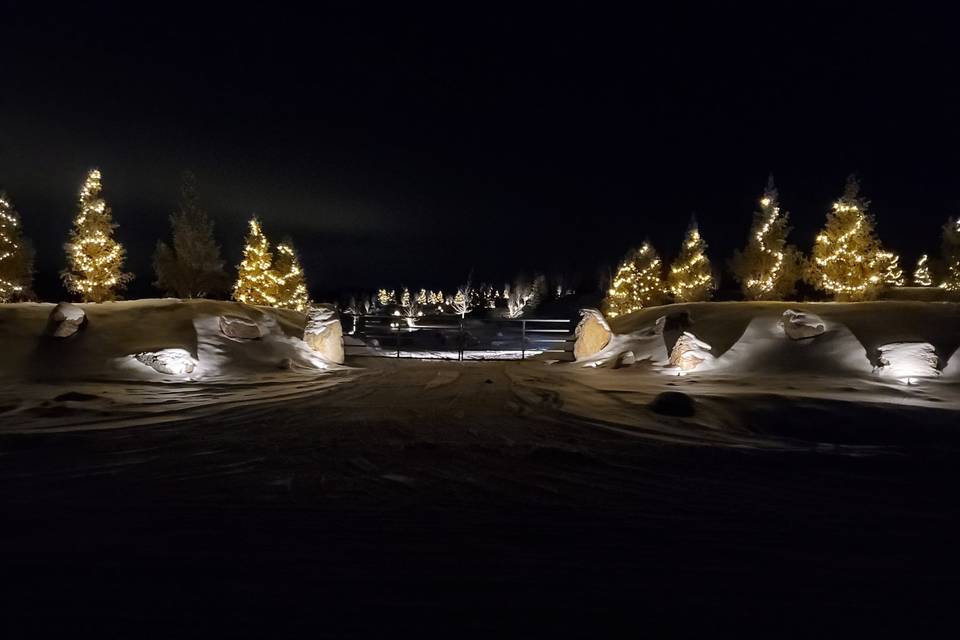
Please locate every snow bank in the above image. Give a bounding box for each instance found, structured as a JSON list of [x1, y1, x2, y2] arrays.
[[0, 299, 339, 382], [596, 301, 960, 380]]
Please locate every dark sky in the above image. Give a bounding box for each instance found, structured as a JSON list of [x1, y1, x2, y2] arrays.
[[2, 2, 959, 300]]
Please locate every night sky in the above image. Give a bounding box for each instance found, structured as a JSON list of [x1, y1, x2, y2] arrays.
[[3, 3, 959, 300]]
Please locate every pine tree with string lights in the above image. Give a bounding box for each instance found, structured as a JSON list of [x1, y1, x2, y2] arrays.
[[62, 169, 133, 302], [808, 176, 886, 301], [940, 216, 960, 291], [273, 238, 309, 311], [913, 254, 932, 286], [232, 217, 277, 306], [667, 217, 715, 302], [729, 176, 802, 300], [0, 191, 34, 302], [604, 241, 664, 317]]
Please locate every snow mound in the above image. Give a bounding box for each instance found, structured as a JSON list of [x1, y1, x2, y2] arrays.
[[710, 315, 873, 376], [0, 299, 340, 383], [875, 342, 940, 381], [576, 318, 669, 369]]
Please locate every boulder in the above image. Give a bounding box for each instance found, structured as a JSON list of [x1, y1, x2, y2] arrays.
[[574, 309, 612, 361], [668, 331, 713, 371], [304, 303, 344, 364], [47, 302, 86, 338], [219, 314, 263, 340], [133, 349, 198, 376], [779, 309, 826, 340]]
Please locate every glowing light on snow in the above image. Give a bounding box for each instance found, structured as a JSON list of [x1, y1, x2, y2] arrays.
[[133, 349, 199, 376], [875, 342, 939, 384]]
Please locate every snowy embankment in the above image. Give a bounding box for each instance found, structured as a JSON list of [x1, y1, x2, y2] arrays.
[[0, 298, 337, 383], [577, 301, 960, 381], [500, 301, 960, 450]]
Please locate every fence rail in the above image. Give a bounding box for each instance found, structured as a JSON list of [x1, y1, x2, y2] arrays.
[[344, 314, 575, 361]]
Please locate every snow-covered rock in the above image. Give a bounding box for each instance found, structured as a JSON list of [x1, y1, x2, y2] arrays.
[[304, 303, 344, 364], [47, 302, 86, 338], [779, 309, 826, 340], [574, 309, 612, 361], [219, 314, 263, 340], [875, 342, 940, 381], [133, 349, 198, 376], [668, 332, 714, 371]]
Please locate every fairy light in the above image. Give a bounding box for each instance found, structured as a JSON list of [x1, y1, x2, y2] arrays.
[[735, 185, 795, 299], [232, 217, 278, 306], [272, 242, 310, 312], [913, 254, 932, 286], [604, 242, 664, 317], [667, 223, 715, 302], [810, 188, 891, 298], [62, 169, 131, 302], [941, 218, 960, 291], [0, 194, 28, 302]]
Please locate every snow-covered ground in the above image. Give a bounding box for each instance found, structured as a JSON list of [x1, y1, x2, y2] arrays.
[[2, 299, 960, 635]]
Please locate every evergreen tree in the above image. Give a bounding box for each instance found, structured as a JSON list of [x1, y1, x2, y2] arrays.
[[913, 254, 932, 286], [941, 216, 960, 291], [603, 241, 664, 317], [729, 176, 802, 300], [0, 192, 34, 302], [232, 217, 277, 306], [153, 172, 229, 298], [808, 176, 885, 300], [667, 217, 715, 302], [273, 238, 309, 312], [62, 169, 133, 302]]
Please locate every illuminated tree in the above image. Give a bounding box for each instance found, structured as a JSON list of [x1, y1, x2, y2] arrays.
[[913, 254, 932, 286], [667, 217, 715, 302], [603, 241, 664, 317], [0, 192, 33, 302], [876, 250, 904, 286], [153, 172, 229, 298], [273, 238, 309, 312], [808, 176, 885, 300], [377, 288, 395, 306], [729, 177, 802, 300], [62, 169, 133, 302], [400, 287, 411, 308], [941, 217, 960, 291], [232, 217, 277, 306], [453, 285, 473, 317], [416, 288, 428, 304]]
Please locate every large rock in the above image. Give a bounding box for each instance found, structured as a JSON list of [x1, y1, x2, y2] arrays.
[[47, 302, 86, 338], [779, 309, 826, 340], [133, 349, 198, 376], [574, 309, 612, 361], [219, 314, 263, 340], [304, 303, 344, 364], [668, 331, 713, 371]]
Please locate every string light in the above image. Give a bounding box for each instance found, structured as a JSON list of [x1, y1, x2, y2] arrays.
[[62, 169, 131, 302], [913, 254, 932, 287], [667, 223, 715, 302], [232, 218, 278, 306], [732, 182, 798, 300], [810, 180, 892, 300], [0, 194, 30, 302], [604, 242, 664, 317]]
